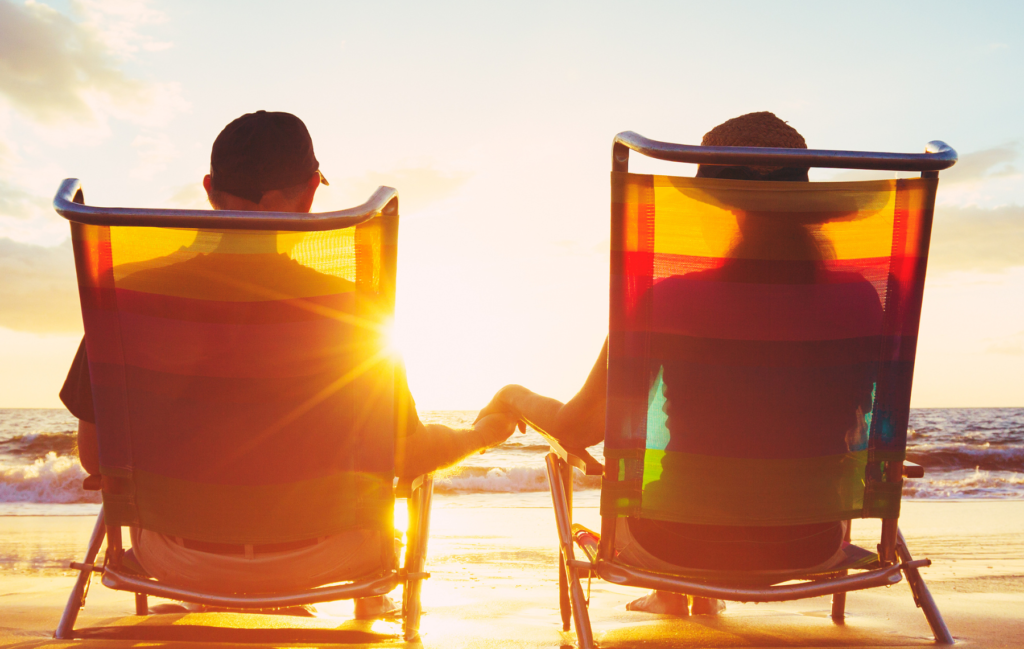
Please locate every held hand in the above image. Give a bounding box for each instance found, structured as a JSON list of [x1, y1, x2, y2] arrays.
[[473, 385, 520, 425], [473, 412, 518, 448]]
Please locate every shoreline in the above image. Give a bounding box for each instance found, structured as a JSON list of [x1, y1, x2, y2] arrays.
[[2, 499, 1023, 647], [4, 493, 1024, 517]]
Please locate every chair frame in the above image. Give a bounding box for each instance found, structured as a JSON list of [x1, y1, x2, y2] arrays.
[[544, 132, 959, 648], [52, 181, 434, 642]]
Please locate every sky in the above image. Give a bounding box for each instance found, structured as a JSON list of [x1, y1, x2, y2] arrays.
[[0, 0, 1022, 409]]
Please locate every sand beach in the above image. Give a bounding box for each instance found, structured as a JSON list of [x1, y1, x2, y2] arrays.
[[2, 497, 1022, 648]]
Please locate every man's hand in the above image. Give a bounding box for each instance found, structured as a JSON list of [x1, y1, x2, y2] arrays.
[[473, 412, 518, 449], [397, 412, 519, 479]]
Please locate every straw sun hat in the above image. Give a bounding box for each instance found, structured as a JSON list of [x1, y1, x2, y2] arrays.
[[701, 111, 806, 176]]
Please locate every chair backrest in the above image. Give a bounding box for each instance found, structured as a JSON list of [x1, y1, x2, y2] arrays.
[[61, 183, 400, 546], [602, 134, 949, 535]]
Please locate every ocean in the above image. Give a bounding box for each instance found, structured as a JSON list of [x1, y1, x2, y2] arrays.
[[1, 408, 1021, 516]]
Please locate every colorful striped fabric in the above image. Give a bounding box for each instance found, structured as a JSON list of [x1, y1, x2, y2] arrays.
[[71, 217, 401, 544], [603, 173, 937, 526]]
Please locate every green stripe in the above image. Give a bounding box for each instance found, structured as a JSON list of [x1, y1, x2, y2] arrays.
[[620, 449, 868, 526], [123, 470, 393, 544]]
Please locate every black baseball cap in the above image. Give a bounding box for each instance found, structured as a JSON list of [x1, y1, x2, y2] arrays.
[[209, 110, 328, 204]]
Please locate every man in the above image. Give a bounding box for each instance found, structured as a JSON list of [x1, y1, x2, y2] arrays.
[[479, 112, 880, 616], [62, 110, 516, 614]]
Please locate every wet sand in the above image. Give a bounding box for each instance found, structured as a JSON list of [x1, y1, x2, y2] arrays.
[[2, 498, 1023, 648]]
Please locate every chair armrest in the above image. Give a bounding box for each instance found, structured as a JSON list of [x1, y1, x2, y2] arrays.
[[395, 474, 426, 498], [550, 440, 604, 476], [902, 461, 924, 479], [523, 422, 603, 476]]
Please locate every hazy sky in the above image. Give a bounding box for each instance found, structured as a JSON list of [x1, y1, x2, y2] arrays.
[[1, 0, 1022, 409]]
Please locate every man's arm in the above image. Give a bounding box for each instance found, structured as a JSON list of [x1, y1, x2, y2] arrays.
[[479, 339, 608, 449], [77, 420, 100, 476], [395, 414, 517, 479]]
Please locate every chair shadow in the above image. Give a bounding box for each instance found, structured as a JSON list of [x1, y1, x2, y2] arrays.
[[70, 611, 408, 646]]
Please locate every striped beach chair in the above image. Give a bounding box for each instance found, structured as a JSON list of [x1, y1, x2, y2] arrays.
[[53, 180, 433, 641], [544, 132, 957, 648]]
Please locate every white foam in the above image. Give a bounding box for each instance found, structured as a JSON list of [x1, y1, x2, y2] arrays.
[[433, 465, 601, 494], [0, 452, 100, 504], [903, 467, 1024, 499]]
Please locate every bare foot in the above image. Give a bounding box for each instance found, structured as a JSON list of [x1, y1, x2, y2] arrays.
[[354, 595, 399, 619], [690, 596, 726, 615], [625, 590, 689, 616]]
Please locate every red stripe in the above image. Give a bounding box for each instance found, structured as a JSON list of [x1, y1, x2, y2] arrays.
[[608, 332, 903, 366], [613, 252, 895, 286], [611, 273, 885, 341], [79, 287, 363, 324], [83, 309, 383, 378]]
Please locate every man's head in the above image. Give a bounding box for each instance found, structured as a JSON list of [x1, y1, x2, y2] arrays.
[[203, 110, 329, 213], [696, 111, 808, 182]]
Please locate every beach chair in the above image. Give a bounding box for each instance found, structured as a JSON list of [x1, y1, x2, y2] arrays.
[[51, 180, 433, 641], [542, 132, 958, 648]]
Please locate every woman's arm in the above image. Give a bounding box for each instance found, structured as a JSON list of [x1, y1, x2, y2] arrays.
[[480, 339, 608, 449]]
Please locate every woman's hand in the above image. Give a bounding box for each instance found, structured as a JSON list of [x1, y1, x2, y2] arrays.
[[474, 385, 526, 431]]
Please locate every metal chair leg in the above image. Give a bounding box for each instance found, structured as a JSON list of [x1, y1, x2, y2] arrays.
[[830, 591, 846, 623], [558, 552, 572, 631], [896, 529, 953, 644], [546, 453, 595, 649], [557, 457, 574, 632], [403, 474, 433, 642], [55, 510, 106, 639], [831, 520, 852, 624]]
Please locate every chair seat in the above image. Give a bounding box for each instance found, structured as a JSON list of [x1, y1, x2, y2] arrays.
[[571, 522, 879, 586]]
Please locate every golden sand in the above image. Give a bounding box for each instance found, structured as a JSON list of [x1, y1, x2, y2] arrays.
[[2, 499, 1023, 648]]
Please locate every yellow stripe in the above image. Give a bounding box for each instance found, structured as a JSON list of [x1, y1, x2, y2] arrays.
[[611, 173, 923, 261], [107, 226, 359, 300], [640, 449, 867, 526]]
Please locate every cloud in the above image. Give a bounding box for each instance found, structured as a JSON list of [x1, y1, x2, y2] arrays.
[[940, 143, 1018, 184], [0, 0, 185, 126], [0, 179, 47, 219], [986, 331, 1024, 356], [325, 166, 472, 215], [129, 132, 176, 180], [167, 182, 210, 210], [930, 204, 1024, 273], [74, 0, 172, 57], [0, 237, 81, 333], [823, 142, 1020, 186]]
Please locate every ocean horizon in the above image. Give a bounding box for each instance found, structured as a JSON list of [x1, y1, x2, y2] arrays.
[[1, 407, 1022, 516]]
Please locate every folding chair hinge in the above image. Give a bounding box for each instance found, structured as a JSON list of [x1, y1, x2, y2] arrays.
[[69, 561, 104, 575], [901, 559, 932, 608], [69, 562, 103, 608]]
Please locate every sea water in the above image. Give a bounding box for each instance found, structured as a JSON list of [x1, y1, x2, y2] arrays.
[[1, 408, 1022, 516]]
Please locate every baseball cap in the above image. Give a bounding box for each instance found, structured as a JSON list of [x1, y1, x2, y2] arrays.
[[209, 110, 329, 204]]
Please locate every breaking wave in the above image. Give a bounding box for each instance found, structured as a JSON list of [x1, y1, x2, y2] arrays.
[[433, 465, 601, 494], [906, 443, 1024, 472], [0, 452, 100, 504], [1, 408, 1022, 505]]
